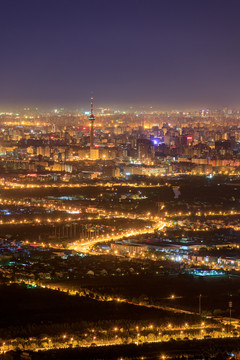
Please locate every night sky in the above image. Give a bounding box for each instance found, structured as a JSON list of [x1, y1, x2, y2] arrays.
[[1, 0, 240, 110]]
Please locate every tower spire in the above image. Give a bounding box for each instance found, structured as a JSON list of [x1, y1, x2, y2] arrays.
[[90, 96, 94, 117]]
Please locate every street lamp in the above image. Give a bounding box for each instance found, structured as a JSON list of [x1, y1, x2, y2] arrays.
[[199, 294, 202, 315], [229, 299, 232, 333]]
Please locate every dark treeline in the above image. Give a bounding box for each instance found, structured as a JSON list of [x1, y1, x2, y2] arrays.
[[2, 338, 240, 360]]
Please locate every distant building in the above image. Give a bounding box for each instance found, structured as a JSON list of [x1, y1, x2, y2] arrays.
[[137, 139, 154, 162], [90, 147, 99, 160], [111, 243, 148, 255]]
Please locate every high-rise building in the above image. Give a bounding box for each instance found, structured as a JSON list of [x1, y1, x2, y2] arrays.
[[137, 139, 154, 162]]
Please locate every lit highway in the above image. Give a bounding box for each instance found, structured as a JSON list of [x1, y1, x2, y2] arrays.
[[70, 221, 166, 253]]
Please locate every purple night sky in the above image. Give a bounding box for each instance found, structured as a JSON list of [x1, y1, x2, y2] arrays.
[[1, 0, 240, 109]]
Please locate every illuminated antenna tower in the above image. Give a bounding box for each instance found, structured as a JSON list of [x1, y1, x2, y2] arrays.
[[89, 96, 95, 148]]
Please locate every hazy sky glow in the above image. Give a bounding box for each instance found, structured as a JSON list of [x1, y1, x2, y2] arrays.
[[1, 0, 240, 109]]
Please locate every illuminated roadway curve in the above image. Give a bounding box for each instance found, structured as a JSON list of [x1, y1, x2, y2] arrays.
[[69, 221, 166, 253]]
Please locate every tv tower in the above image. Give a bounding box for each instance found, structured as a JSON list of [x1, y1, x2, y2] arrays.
[[89, 96, 95, 148]]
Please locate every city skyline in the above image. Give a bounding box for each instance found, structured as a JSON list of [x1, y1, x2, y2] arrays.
[[1, 2, 240, 359]]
